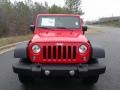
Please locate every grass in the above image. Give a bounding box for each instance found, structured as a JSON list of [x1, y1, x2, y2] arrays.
[[99, 21, 120, 27], [86, 27, 102, 35], [105, 21, 120, 27], [0, 34, 32, 47]]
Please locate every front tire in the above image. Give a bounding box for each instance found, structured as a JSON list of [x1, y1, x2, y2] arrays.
[[82, 75, 99, 85], [18, 74, 34, 85]]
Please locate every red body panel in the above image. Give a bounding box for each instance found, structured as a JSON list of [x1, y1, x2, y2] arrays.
[[28, 14, 91, 64], [32, 30, 87, 43]]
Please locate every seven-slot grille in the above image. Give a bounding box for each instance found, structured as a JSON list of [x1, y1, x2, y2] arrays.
[[42, 45, 77, 60]]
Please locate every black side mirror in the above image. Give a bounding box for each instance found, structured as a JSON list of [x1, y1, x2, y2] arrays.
[[30, 25, 35, 32], [82, 26, 87, 32]]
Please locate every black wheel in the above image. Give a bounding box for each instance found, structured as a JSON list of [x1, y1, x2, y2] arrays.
[[18, 74, 34, 85], [82, 75, 99, 85]]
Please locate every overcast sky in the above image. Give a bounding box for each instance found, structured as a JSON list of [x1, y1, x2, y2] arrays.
[[11, 0, 120, 21]]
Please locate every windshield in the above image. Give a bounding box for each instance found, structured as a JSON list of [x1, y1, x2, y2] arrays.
[[37, 16, 80, 29]]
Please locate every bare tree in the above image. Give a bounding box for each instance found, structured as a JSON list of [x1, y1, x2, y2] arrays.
[[65, 0, 83, 14]]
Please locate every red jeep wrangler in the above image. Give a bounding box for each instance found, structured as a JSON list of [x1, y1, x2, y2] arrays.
[[13, 14, 106, 85]]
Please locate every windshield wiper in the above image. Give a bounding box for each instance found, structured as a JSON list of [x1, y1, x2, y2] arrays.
[[39, 26, 73, 31], [38, 27, 50, 29], [55, 27, 73, 31], [55, 27, 68, 29]]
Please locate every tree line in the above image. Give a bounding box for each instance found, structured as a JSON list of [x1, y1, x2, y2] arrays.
[[0, 0, 83, 37]]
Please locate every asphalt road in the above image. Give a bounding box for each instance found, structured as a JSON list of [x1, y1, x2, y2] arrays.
[[0, 25, 120, 90]]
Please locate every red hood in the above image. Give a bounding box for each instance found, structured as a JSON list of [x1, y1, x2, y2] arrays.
[[31, 29, 88, 43]]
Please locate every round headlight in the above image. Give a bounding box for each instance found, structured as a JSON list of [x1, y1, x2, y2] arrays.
[[79, 45, 87, 53], [32, 45, 40, 53]]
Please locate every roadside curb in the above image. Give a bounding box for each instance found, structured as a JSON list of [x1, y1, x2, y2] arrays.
[[0, 41, 28, 55]]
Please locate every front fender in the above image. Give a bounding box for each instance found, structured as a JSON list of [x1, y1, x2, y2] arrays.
[[14, 41, 29, 58], [91, 43, 105, 59]]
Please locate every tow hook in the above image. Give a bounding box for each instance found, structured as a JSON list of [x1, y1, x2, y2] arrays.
[[69, 70, 75, 76], [44, 70, 51, 76]]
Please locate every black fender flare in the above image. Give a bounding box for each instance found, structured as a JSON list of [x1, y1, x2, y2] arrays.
[[91, 43, 105, 59], [14, 41, 29, 59]]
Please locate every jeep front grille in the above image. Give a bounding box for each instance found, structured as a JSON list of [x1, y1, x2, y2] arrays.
[[43, 46, 76, 60]]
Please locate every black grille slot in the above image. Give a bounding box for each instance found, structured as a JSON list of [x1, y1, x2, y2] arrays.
[[73, 46, 76, 59], [68, 46, 71, 59], [53, 46, 56, 59], [63, 46, 66, 59], [42, 45, 77, 60], [43, 46, 46, 59], [48, 46, 51, 59], [58, 46, 61, 59]]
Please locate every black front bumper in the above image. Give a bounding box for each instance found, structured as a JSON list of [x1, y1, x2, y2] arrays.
[[13, 62, 106, 77]]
